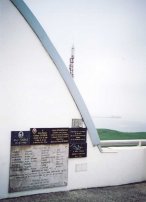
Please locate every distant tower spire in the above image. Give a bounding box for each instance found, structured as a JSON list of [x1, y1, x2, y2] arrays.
[[69, 45, 75, 78]]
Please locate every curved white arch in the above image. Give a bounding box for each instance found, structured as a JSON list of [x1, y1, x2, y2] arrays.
[[10, 0, 100, 146]]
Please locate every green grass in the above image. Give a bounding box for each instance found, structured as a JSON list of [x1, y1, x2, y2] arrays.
[[97, 129, 146, 140]]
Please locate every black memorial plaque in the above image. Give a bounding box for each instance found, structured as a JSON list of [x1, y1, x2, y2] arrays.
[[69, 143, 87, 158], [30, 128, 69, 145], [11, 131, 30, 146], [50, 128, 69, 144], [69, 128, 87, 143], [30, 128, 49, 145]]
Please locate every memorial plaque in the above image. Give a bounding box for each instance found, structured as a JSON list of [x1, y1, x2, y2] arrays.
[[9, 144, 68, 192], [69, 128, 87, 143], [50, 128, 69, 144], [30, 128, 49, 145], [72, 119, 84, 128], [11, 131, 30, 146], [69, 143, 87, 158], [9, 126, 88, 192]]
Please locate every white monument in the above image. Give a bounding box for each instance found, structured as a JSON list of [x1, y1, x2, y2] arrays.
[[0, 0, 146, 199]]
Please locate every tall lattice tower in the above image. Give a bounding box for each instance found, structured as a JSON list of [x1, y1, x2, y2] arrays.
[[69, 45, 75, 78]]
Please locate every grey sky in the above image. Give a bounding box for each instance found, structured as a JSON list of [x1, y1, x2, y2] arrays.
[[25, 0, 146, 122]]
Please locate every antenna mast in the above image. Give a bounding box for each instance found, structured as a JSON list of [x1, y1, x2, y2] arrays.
[[69, 45, 75, 78]]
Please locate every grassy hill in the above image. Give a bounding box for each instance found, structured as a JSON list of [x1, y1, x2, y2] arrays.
[[97, 129, 146, 140]]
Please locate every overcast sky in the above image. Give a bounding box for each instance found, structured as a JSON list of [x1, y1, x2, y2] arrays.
[[25, 0, 146, 122]]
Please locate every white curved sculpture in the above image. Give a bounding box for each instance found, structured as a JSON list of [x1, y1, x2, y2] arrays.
[[10, 0, 100, 147]]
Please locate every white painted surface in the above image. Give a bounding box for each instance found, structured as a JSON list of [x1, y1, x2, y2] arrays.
[[0, 0, 146, 199]]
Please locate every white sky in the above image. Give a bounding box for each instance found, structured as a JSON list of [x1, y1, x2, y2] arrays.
[[25, 0, 146, 122]]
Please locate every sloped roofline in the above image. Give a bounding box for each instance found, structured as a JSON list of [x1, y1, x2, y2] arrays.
[[10, 0, 100, 147]]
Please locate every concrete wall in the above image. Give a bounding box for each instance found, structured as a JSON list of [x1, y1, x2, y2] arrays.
[[0, 0, 146, 199]]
